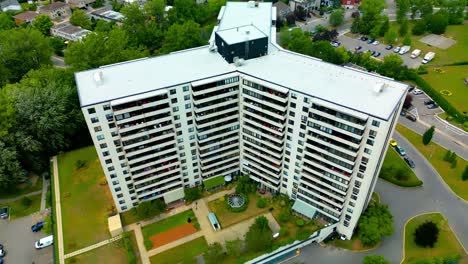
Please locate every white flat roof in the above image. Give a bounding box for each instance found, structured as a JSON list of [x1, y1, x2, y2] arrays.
[[216, 25, 267, 45]]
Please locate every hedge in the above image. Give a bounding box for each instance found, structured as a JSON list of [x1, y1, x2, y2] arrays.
[[379, 173, 423, 187]]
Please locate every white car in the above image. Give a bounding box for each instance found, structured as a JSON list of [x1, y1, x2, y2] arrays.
[[412, 89, 423, 95], [393, 46, 401, 53], [372, 41, 380, 45]]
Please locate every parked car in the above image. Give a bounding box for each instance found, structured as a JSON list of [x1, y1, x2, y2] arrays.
[[330, 41, 341, 47], [404, 156, 416, 168], [424, 99, 435, 105], [35, 235, 53, 249], [372, 40, 380, 45], [0, 249, 4, 257], [406, 114, 417, 122], [31, 221, 45, 232], [412, 88, 423, 95], [367, 38, 375, 44], [385, 44, 393, 50], [427, 103, 439, 109], [422, 52, 435, 64], [390, 139, 398, 147], [395, 146, 406, 156], [399, 45, 411, 55], [393, 46, 401, 53], [355, 46, 362, 50], [373, 51, 381, 57], [0, 207, 8, 219], [360, 36, 369, 41], [408, 85, 415, 92], [400, 111, 406, 116]]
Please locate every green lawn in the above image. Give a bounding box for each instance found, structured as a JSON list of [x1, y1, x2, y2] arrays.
[[203, 175, 225, 189], [142, 209, 199, 249], [403, 213, 466, 263], [0, 174, 43, 199], [208, 193, 269, 228], [396, 124, 468, 200], [379, 147, 423, 187], [65, 240, 128, 264], [149, 236, 208, 264], [0, 193, 41, 219], [422, 65, 468, 115], [58, 146, 114, 253], [327, 232, 376, 251]]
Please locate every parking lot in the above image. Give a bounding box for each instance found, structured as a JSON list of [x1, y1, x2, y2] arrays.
[[337, 35, 422, 69], [0, 213, 53, 264]]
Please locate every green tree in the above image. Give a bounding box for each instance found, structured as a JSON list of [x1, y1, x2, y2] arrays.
[[184, 186, 202, 202], [33, 15, 53, 36], [363, 255, 390, 264], [359, 0, 386, 34], [443, 150, 453, 161], [399, 19, 408, 36], [225, 239, 243, 256], [204, 242, 224, 264], [422, 126, 435, 145], [462, 166, 468, 181], [379, 54, 404, 78], [0, 89, 15, 138], [384, 28, 398, 44], [0, 28, 52, 86], [410, 0, 434, 19], [49, 37, 66, 56], [245, 216, 272, 252], [396, 0, 410, 23], [412, 18, 427, 35], [160, 20, 205, 54], [427, 11, 449, 34], [93, 0, 104, 8], [379, 15, 390, 36], [442, 0, 465, 24], [0, 13, 15, 30], [402, 34, 412, 45], [450, 157, 457, 168], [144, 0, 166, 24], [329, 9, 344, 26], [414, 221, 439, 247], [65, 27, 148, 70], [0, 141, 27, 191], [351, 13, 361, 33], [70, 9, 92, 30], [357, 203, 394, 246], [256, 197, 267, 208], [94, 20, 115, 32], [370, 23, 382, 38]]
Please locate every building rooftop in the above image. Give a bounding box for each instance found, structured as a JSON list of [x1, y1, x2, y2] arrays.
[[216, 25, 267, 45], [40, 1, 68, 12], [75, 1, 407, 121], [1, 0, 20, 8], [13, 11, 38, 21]]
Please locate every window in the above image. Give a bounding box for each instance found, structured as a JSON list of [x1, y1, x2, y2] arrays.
[[175, 123, 181, 128], [183, 86, 189, 92], [116, 147, 122, 153], [304, 97, 310, 103], [91, 117, 99, 123], [94, 126, 102, 132], [351, 195, 357, 200], [185, 103, 191, 109], [103, 105, 110, 111], [299, 132, 305, 138], [364, 148, 372, 154], [125, 177, 131, 181], [174, 115, 180, 120], [284, 164, 289, 169], [282, 183, 287, 188], [100, 143, 107, 149], [109, 123, 116, 129], [291, 92, 297, 99], [188, 120, 193, 125], [133, 202, 139, 206], [121, 206, 127, 210], [180, 152, 186, 157], [173, 106, 179, 112], [121, 163, 127, 168], [372, 120, 380, 127], [97, 135, 104, 141], [302, 107, 308, 112], [171, 98, 178, 104], [344, 221, 350, 227], [300, 124, 306, 130], [290, 102, 296, 108], [184, 95, 190, 100], [119, 155, 125, 160], [179, 145, 184, 150], [106, 113, 113, 121], [357, 172, 364, 179], [366, 139, 374, 146], [178, 138, 184, 143], [112, 180, 119, 185], [108, 166, 115, 172], [111, 131, 118, 137], [177, 131, 182, 136], [110, 174, 116, 179], [181, 159, 186, 164], [369, 130, 377, 139], [287, 135, 292, 141], [87, 108, 96, 114], [114, 139, 121, 146], [186, 112, 192, 117], [170, 89, 176, 95], [289, 111, 295, 117], [349, 201, 355, 207], [301, 115, 307, 123], [288, 120, 294, 125], [105, 159, 112, 164], [115, 187, 121, 192], [189, 135, 195, 140], [288, 128, 293, 133], [117, 193, 123, 198], [188, 127, 194, 132]]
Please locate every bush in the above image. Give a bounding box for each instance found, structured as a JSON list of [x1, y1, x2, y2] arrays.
[[42, 215, 52, 234], [279, 227, 289, 237], [417, 65, 428, 75], [295, 229, 312, 241], [279, 210, 291, 223], [414, 221, 439, 248], [450, 157, 457, 168], [296, 219, 305, 227], [395, 169, 410, 181], [21, 196, 32, 207], [422, 126, 435, 145], [184, 186, 202, 202], [443, 150, 453, 161], [75, 159, 88, 169], [363, 255, 390, 264], [462, 166, 468, 181], [144, 238, 153, 250], [256, 197, 267, 208]]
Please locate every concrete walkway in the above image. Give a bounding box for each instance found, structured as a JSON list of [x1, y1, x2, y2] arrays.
[[0, 190, 42, 204], [52, 156, 65, 264], [123, 224, 150, 264], [64, 235, 123, 259], [40, 175, 50, 211]]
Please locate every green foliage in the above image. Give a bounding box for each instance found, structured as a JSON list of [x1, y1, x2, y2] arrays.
[[226, 193, 249, 213], [204, 242, 224, 264], [422, 126, 435, 145], [92, 0, 104, 8], [0, 89, 16, 138], [42, 215, 53, 234], [144, 238, 153, 250], [225, 239, 243, 257], [70, 9, 92, 30], [49, 37, 66, 56], [256, 197, 267, 208], [0, 13, 15, 30], [410, 0, 433, 19], [329, 9, 344, 26], [122, 233, 137, 264], [379, 15, 389, 36], [384, 28, 398, 44], [245, 216, 272, 252], [21, 196, 32, 207], [235, 175, 256, 194], [363, 255, 390, 264], [357, 203, 394, 246], [184, 186, 202, 202], [75, 160, 88, 169], [395, 168, 410, 181], [295, 228, 312, 241], [396, 0, 410, 23], [0, 28, 52, 86], [379, 54, 404, 78], [403, 34, 412, 45], [462, 166, 468, 181], [412, 18, 427, 35], [33, 15, 53, 36], [279, 209, 292, 223], [407, 255, 461, 264], [358, 0, 386, 34], [414, 221, 439, 248], [444, 150, 454, 161], [441, 0, 465, 24], [417, 65, 428, 74], [296, 219, 305, 227], [351, 14, 361, 33], [427, 10, 449, 34], [399, 19, 408, 36], [450, 156, 457, 168], [160, 20, 205, 54], [135, 199, 166, 219]]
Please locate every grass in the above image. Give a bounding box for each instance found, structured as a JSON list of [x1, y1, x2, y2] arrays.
[[422, 65, 468, 115], [142, 209, 199, 250], [438, 112, 465, 130], [396, 124, 468, 200], [58, 146, 114, 253], [0, 193, 41, 219], [403, 213, 466, 263], [149, 236, 208, 264], [0, 174, 43, 199], [327, 233, 376, 251], [203, 175, 225, 190], [64, 239, 128, 264], [379, 147, 423, 187], [208, 193, 270, 228], [127, 231, 142, 264]]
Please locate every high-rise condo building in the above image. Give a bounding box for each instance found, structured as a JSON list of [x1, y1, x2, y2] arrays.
[[75, 1, 407, 239]]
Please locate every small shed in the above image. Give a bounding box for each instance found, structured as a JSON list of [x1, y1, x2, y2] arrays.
[[208, 213, 221, 231], [108, 214, 123, 237]]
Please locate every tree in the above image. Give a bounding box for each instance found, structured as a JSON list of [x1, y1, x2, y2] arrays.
[[422, 126, 435, 145], [379, 54, 404, 78], [160, 20, 204, 54], [312, 29, 338, 42], [359, 0, 386, 34], [93, 0, 104, 8], [235, 175, 255, 194], [412, 18, 427, 35], [285, 13, 296, 26], [379, 15, 390, 36], [399, 19, 408, 36], [329, 9, 344, 26], [49, 37, 66, 56], [357, 203, 394, 246], [0, 141, 27, 191], [135, 200, 165, 219], [403, 34, 412, 45], [65, 28, 148, 70], [427, 11, 449, 34], [442, 0, 465, 24], [396, 0, 410, 23], [363, 255, 390, 264], [294, 5, 307, 21], [351, 13, 361, 33], [0, 13, 15, 30], [70, 9, 92, 30], [414, 221, 439, 247], [443, 150, 453, 161], [245, 216, 272, 252], [451, 157, 457, 168], [204, 242, 224, 264], [0, 89, 15, 138], [462, 166, 468, 181], [384, 28, 398, 44], [0, 28, 52, 87], [256, 197, 267, 208], [33, 15, 53, 36], [403, 93, 413, 109], [225, 239, 243, 256], [370, 23, 382, 38], [184, 186, 202, 202]]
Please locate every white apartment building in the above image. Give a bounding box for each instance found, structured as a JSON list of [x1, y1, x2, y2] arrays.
[[75, 1, 407, 239]]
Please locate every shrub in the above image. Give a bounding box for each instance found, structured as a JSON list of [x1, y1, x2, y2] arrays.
[[42, 215, 52, 234], [462, 166, 468, 181], [363, 255, 390, 264], [417, 65, 428, 75], [296, 219, 305, 227], [184, 186, 202, 202], [443, 150, 453, 161], [395, 169, 410, 181], [279, 227, 289, 237], [75, 159, 88, 169], [256, 197, 267, 208], [451, 157, 457, 168], [295, 229, 312, 240], [21, 196, 32, 207], [414, 221, 439, 248], [144, 238, 153, 250], [279, 210, 291, 223], [422, 126, 435, 145]]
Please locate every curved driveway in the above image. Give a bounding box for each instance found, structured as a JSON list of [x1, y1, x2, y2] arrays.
[[286, 131, 468, 264]]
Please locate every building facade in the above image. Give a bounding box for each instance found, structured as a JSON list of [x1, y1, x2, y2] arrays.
[[76, 1, 407, 239]]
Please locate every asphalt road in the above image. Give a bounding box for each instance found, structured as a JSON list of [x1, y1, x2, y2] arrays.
[[286, 131, 468, 264], [0, 215, 53, 264]]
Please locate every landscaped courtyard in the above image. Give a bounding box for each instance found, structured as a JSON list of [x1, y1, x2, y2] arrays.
[[0, 193, 42, 219], [403, 213, 466, 264], [149, 236, 208, 264], [58, 146, 114, 253], [379, 147, 422, 187]]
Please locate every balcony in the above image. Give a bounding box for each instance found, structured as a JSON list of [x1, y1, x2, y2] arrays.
[[193, 86, 239, 102], [242, 139, 282, 163], [299, 184, 344, 209], [117, 111, 171, 131], [243, 97, 286, 120], [123, 131, 175, 153], [201, 155, 239, 171], [311, 103, 367, 126], [112, 94, 169, 113], [247, 169, 280, 189], [243, 151, 281, 174], [300, 176, 346, 203], [243, 120, 284, 145], [305, 148, 354, 173], [202, 164, 239, 179], [305, 143, 355, 167], [296, 194, 340, 221], [198, 127, 239, 144], [242, 81, 288, 101], [191, 77, 239, 95], [200, 146, 239, 163], [196, 106, 238, 123], [307, 126, 361, 150], [136, 178, 182, 198], [244, 106, 285, 130], [198, 131, 239, 150], [119, 116, 172, 138], [194, 94, 238, 113], [301, 162, 349, 189], [197, 116, 239, 132], [131, 155, 179, 176], [242, 93, 287, 113], [115, 103, 170, 125], [306, 131, 359, 156], [303, 154, 352, 178], [134, 166, 181, 186], [198, 122, 239, 139], [199, 139, 238, 156], [309, 113, 364, 138], [130, 150, 178, 171]]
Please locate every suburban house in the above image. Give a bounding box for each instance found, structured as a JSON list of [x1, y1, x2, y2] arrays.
[[68, 0, 95, 9], [39, 2, 71, 20], [13, 11, 38, 25], [90, 7, 125, 25], [273, 1, 292, 20], [51, 22, 91, 41], [289, 0, 320, 12], [0, 0, 21, 12]]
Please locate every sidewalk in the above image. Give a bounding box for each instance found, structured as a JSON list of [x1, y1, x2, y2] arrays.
[[0, 190, 42, 204], [64, 235, 123, 259], [40, 175, 50, 211], [52, 156, 65, 264]]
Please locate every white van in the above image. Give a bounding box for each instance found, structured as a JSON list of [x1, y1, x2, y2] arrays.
[[35, 235, 53, 249]]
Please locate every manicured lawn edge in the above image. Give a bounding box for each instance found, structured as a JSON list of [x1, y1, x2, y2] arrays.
[[379, 148, 423, 187], [203, 176, 225, 189], [149, 236, 208, 264], [0, 193, 42, 220]]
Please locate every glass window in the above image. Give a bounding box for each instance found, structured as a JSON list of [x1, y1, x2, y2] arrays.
[[97, 135, 104, 141], [185, 103, 191, 109], [91, 117, 99, 123], [183, 86, 189, 92], [173, 106, 179, 112], [184, 95, 190, 100], [171, 98, 177, 104], [170, 89, 176, 95], [100, 143, 107, 148], [94, 126, 102, 132], [87, 108, 96, 114], [103, 105, 110, 111], [372, 120, 380, 127]]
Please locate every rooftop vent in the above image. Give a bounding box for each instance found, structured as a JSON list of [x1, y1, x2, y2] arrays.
[[93, 71, 103, 84], [233, 57, 244, 67], [374, 83, 385, 94], [247, 1, 255, 7]]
